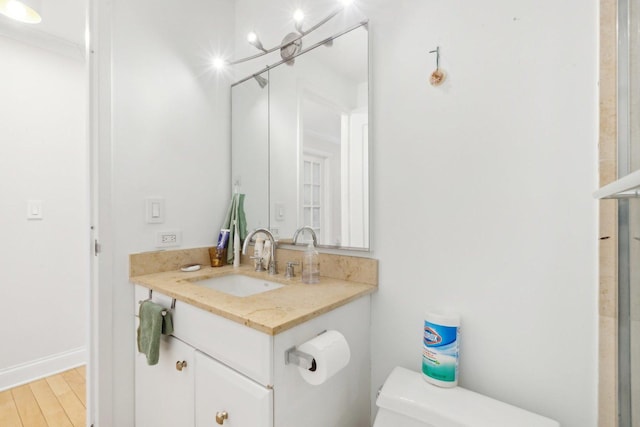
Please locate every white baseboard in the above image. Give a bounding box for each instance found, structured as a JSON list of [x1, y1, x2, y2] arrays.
[[0, 347, 87, 392]]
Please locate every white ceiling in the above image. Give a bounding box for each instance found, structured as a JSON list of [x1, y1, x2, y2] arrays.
[[0, 0, 87, 46], [36, 0, 86, 45]]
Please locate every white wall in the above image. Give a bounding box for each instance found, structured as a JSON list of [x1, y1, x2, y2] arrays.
[[364, 1, 598, 426], [103, 0, 597, 424], [109, 0, 235, 424], [235, 0, 598, 426], [0, 36, 88, 389]]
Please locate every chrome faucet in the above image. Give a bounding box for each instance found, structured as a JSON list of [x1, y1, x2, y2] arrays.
[[292, 226, 318, 247], [242, 228, 278, 275]]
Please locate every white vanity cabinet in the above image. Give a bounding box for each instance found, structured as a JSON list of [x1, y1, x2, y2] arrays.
[[135, 335, 195, 426], [195, 351, 273, 427], [134, 284, 371, 427], [134, 334, 273, 427]]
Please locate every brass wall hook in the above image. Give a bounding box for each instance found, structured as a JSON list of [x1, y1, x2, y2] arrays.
[[429, 46, 446, 86]]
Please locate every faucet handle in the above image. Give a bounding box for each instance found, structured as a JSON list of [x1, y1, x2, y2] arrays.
[[250, 256, 265, 272], [285, 261, 300, 278]]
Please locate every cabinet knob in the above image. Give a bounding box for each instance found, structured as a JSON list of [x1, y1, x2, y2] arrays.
[[175, 360, 187, 371], [215, 411, 229, 424]]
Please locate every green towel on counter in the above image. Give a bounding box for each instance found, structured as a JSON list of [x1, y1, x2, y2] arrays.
[[137, 300, 174, 366]]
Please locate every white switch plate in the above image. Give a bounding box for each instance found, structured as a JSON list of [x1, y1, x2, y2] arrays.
[[145, 198, 165, 224], [27, 200, 43, 220], [156, 230, 182, 248], [274, 202, 285, 222]]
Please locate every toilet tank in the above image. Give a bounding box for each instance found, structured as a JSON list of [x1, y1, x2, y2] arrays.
[[374, 367, 560, 427]]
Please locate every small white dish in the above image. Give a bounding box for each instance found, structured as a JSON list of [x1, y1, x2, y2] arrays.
[[180, 264, 201, 272]]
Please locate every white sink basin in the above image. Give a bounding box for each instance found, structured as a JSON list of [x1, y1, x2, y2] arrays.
[[191, 274, 284, 297]]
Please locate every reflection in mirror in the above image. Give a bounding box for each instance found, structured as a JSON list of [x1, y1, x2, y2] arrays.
[[231, 23, 369, 251], [270, 25, 369, 249], [231, 71, 269, 231]]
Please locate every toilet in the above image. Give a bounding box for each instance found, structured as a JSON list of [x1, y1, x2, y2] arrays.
[[373, 367, 560, 427]]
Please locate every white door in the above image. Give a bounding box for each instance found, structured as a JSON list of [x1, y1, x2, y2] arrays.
[[195, 350, 273, 427], [301, 155, 329, 243], [341, 111, 369, 248], [135, 335, 195, 427]]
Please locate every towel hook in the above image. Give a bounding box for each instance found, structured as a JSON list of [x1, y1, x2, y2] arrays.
[[429, 46, 441, 69], [428, 46, 446, 86]]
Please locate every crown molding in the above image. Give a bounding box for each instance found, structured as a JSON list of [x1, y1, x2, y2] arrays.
[[0, 18, 85, 61]]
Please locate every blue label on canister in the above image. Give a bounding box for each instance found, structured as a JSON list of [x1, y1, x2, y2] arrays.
[[422, 320, 459, 383]]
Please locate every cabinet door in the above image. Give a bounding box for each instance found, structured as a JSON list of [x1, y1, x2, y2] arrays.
[[135, 335, 195, 427], [195, 351, 273, 427]]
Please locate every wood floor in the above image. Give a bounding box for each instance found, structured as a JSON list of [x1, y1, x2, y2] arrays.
[[0, 366, 86, 427]]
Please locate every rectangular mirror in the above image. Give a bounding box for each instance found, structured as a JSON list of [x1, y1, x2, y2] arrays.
[[232, 23, 369, 251]]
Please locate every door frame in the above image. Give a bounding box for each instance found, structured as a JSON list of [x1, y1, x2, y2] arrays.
[[88, 0, 114, 425]]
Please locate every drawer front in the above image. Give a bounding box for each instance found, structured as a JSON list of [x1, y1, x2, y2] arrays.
[[195, 350, 273, 427], [134, 285, 273, 386]]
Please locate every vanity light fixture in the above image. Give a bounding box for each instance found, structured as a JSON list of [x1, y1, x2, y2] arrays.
[[253, 74, 268, 89], [280, 31, 302, 64], [214, 0, 357, 69], [0, 0, 42, 24], [293, 9, 305, 34], [212, 56, 226, 70], [247, 31, 267, 52]]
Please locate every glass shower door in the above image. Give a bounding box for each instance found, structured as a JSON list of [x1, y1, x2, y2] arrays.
[[620, 0, 640, 424], [629, 13, 640, 419], [627, 199, 640, 426]]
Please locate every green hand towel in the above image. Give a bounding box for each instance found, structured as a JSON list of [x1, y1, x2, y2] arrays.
[[137, 301, 174, 366], [222, 193, 248, 264]]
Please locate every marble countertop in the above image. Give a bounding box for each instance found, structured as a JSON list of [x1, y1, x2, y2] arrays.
[[130, 265, 376, 335]]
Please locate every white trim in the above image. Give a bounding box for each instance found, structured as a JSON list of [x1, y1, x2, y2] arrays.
[[89, 0, 114, 425], [0, 19, 85, 61], [0, 347, 87, 392], [305, 127, 341, 145]]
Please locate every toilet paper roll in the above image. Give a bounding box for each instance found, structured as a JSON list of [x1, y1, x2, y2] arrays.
[[297, 330, 351, 385]]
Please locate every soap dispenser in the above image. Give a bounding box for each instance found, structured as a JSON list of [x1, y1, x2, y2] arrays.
[[302, 243, 319, 284]]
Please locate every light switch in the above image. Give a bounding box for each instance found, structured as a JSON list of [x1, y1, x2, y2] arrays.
[[27, 200, 43, 220], [145, 198, 165, 224], [274, 202, 285, 222]]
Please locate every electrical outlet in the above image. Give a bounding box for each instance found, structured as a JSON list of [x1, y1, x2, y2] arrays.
[[162, 234, 177, 244], [156, 230, 182, 248], [27, 200, 43, 220]]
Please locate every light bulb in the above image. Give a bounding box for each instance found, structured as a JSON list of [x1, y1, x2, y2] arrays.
[[340, 0, 354, 6], [6, 0, 27, 19], [212, 57, 226, 70], [293, 9, 304, 23], [0, 0, 42, 24], [246, 32, 266, 52]]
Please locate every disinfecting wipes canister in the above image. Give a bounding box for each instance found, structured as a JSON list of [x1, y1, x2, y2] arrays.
[[422, 312, 460, 387]]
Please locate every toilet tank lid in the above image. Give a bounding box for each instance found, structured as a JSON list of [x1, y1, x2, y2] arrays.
[[376, 367, 559, 427]]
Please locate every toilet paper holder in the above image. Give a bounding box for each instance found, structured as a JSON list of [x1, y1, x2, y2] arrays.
[[285, 347, 317, 371], [286, 330, 329, 371]]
